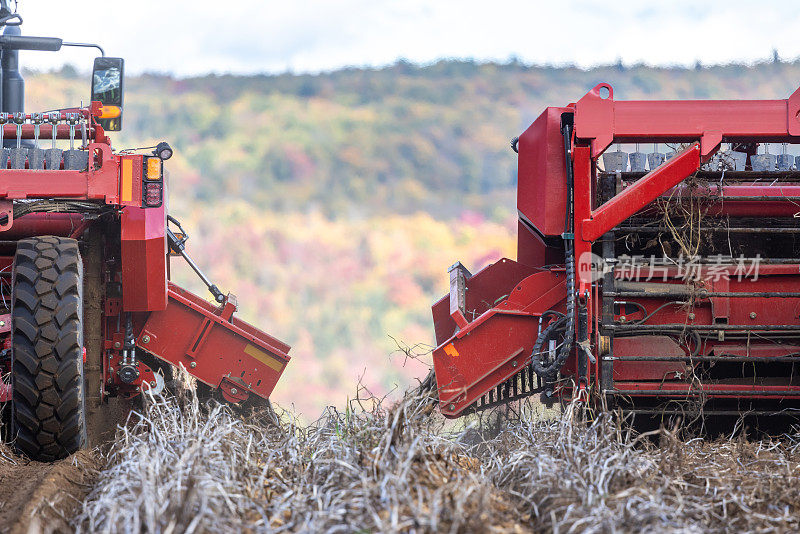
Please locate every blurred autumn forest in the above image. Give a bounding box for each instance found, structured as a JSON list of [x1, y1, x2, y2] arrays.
[[21, 58, 800, 416]]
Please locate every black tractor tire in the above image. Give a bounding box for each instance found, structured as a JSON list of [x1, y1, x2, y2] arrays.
[[11, 236, 86, 461]]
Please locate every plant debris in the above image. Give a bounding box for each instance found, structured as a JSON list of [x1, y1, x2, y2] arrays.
[[73, 376, 800, 533]]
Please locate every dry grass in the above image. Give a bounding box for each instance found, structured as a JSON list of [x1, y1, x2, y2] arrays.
[[72, 376, 800, 533]]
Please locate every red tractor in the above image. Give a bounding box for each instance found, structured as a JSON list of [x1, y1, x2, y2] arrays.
[[0, 3, 290, 460], [431, 82, 800, 421]]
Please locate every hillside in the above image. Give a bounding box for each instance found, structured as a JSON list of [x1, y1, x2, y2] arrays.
[[21, 59, 800, 416]]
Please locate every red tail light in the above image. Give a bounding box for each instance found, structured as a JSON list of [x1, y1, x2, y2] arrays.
[[144, 182, 162, 207]]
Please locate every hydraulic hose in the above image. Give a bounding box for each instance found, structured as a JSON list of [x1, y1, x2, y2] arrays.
[[531, 120, 576, 381], [531, 250, 575, 380]]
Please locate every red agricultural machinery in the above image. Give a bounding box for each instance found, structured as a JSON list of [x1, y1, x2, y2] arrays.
[[0, 3, 290, 460], [432, 82, 800, 421]]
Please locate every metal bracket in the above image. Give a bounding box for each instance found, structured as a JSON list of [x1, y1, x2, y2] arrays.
[[448, 261, 471, 329]]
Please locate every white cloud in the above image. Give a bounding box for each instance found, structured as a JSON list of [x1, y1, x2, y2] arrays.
[[6, 0, 798, 76]]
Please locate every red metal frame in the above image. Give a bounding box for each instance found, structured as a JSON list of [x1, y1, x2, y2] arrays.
[[432, 83, 800, 417], [575, 83, 800, 157], [580, 144, 701, 242], [0, 101, 291, 405]]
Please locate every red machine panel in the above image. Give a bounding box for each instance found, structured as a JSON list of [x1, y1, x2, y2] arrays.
[[431, 258, 540, 345], [137, 283, 290, 401], [517, 220, 563, 268], [517, 106, 571, 237], [432, 266, 566, 417], [121, 205, 168, 311]]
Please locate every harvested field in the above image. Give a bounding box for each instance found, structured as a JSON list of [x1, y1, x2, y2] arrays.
[[62, 376, 800, 533], [0, 444, 99, 534], [3, 372, 800, 533]]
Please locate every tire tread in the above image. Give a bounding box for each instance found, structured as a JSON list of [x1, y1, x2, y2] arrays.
[[11, 236, 85, 461]]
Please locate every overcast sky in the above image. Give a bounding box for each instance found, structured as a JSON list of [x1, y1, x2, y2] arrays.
[[9, 0, 799, 76]]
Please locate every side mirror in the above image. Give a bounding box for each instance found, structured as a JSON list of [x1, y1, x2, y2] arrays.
[[91, 57, 124, 131]]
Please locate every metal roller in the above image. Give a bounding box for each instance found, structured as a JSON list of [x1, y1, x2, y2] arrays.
[[28, 112, 44, 169], [44, 111, 61, 170], [602, 144, 628, 172], [647, 143, 665, 170], [63, 112, 86, 170], [629, 144, 646, 172], [9, 111, 25, 169], [778, 144, 793, 170], [751, 153, 776, 172], [728, 150, 748, 170], [0, 112, 8, 169]]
